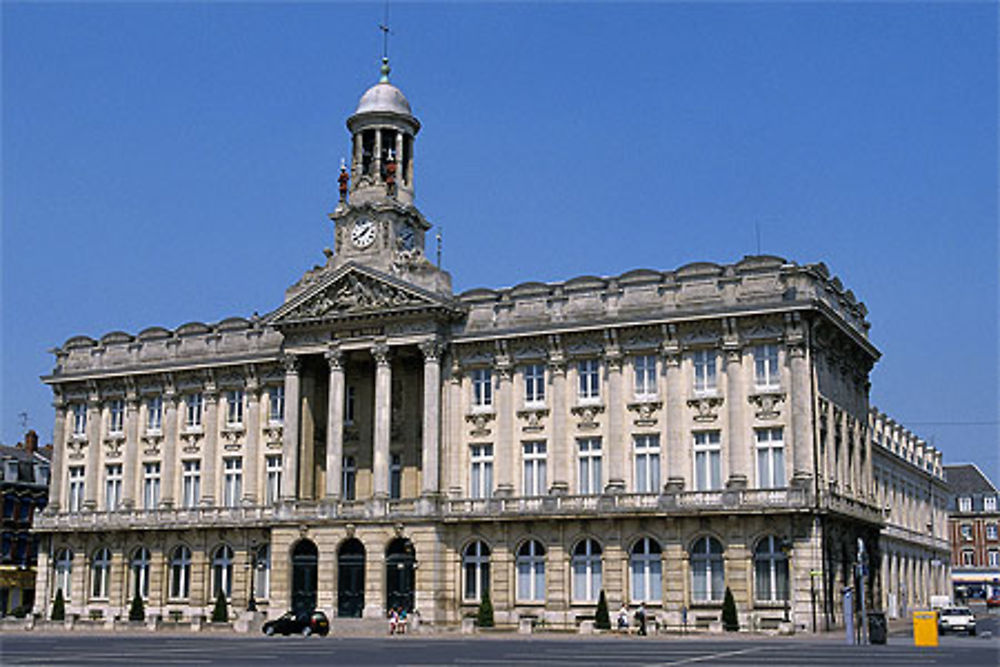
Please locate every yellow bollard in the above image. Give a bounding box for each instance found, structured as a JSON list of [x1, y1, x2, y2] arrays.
[[912, 610, 939, 647]]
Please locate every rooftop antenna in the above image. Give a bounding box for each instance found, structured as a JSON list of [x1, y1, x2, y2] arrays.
[[436, 228, 442, 269], [379, 1, 392, 62], [18, 411, 28, 430]]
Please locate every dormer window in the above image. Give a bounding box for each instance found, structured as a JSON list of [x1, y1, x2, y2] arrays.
[[985, 496, 997, 512], [959, 497, 972, 512], [4, 460, 17, 481]]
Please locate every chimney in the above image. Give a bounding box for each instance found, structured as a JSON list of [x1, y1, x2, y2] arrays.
[[24, 430, 38, 454]]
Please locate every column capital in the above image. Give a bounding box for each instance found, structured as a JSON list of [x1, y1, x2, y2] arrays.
[[418, 338, 444, 363], [371, 342, 391, 367], [604, 347, 623, 372], [325, 344, 344, 371], [282, 354, 301, 375]]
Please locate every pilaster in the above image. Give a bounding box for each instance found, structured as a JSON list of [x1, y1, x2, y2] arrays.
[[419, 338, 442, 497], [494, 343, 514, 496], [201, 383, 219, 506], [325, 345, 345, 500], [372, 342, 392, 499], [160, 388, 179, 508], [280, 356, 301, 501], [724, 326, 747, 489], [605, 338, 626, 493], [243, 376, 261, 505], [547, 338, 568, 495]]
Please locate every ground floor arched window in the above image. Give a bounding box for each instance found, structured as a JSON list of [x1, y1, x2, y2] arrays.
[[91, 547, 112, 599], [54, 548, 72, 599], [462, 540, 490, 602], [691, 536, 724, 603], [630, 537, 662, 602], [753, 535, 789, 602], [170, 545, 191, 599], [572, 538, 602, 603], [212, 544, 234, 598], [254, 543, 271, 600], [516, 540, 545, 602], [131, 546, 151, 599]]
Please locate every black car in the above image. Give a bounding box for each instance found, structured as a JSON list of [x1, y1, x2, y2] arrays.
[[262, 610, 330, 637]]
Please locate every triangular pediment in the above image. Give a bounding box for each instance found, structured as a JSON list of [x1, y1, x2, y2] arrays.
[[267, 262, 459, 327]]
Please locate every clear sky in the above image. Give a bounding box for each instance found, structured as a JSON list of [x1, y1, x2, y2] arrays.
[[3, 2, 997, 481]]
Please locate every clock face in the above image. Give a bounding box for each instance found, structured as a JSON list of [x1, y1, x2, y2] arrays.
[[397, 225, 415, 251], [351, 219, 376, 249]]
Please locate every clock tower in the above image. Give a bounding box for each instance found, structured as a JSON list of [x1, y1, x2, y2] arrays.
[[327, 58, 449, 294]]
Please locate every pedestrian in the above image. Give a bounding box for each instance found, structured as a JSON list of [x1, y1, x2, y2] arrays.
[[388, 607, 398, 635], [399, 607, 408, 634], [636, 602, 647, 636], [617, 603, 630, 633]]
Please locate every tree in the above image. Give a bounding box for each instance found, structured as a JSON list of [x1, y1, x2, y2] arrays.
[[128, 592, 145, 622], [51, 588, 65, 621], [594, 590, 611, 630], [722, 586, 739, 632], [476, 588, 494, 628], [211, 590, 229, 623]]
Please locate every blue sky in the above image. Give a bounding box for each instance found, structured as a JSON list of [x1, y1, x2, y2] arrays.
[[3, 2, 997, 480]]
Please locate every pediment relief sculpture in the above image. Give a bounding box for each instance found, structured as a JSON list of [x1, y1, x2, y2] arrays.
[[687, 396, 723, 422], [748, 391, 785, 420], [285, 271, 432, 321]]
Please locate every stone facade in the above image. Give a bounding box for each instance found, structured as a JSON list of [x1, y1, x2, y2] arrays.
[[35, 60, 898, 632]]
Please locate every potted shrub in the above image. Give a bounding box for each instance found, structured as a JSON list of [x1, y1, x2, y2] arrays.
[[211, 590, 229, 624], [51, 589, 65, 621], [129, 592, 145, 622], [476, 589, 494, 628], [722, 586, 739, 632], [594, 590, 611, 631]]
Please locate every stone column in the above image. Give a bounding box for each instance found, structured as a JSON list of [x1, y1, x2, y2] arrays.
[[372, 343, 392, 499], [280, 357, 301, 501], [725, 345, 748, 489], [201, 387, 219, 506], [662, 346, 684, 491], [447, 358, 463, 497], [160, 390, 179, 508], [495, 353, 514, 496], [243, 382, 260, 505], [325, 346, 345, 500], [124, 396, 141, 508], [789, 342, 813, 485], [83, 393, 101, 510], [419, 339, 442, 496], [49, 398, 67, 511], [605, 349, 626, 493], [548, 352, 568, 494], [373, 131, 383, 180]]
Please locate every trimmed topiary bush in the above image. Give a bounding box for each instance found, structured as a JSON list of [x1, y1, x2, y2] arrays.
[[476, 588, 494, 628], [50, 588, 65, 621], [211, 590, 229, 623], [721, 586, 739, 632], [595, 590, 611, 630], [129, 592, 145, 622]]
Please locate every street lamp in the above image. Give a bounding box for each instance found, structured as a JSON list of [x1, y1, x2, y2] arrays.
[[247, 542, 260, 612], [780, 537, 793, 623]]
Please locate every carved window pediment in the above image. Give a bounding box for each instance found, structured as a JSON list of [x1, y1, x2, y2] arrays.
[[748, 391, 786, 420], [570, 404, 605, 430], [627, 401, 663, 427], [516, 407, 549, 433], [465, 411, 495, 437], [687, 396, 723, 422]]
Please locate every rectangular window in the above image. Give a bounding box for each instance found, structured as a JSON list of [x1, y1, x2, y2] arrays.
[[268, 386, 284, 424], [472, 369, 493, 409], [344, 386, 356, 425], [578, 359, 600, 402], [223, 458, 243, 507], [342, 456, 357, 501], [755, 428, 786, 489], [961, 524, 973, 541], [226, 390, 244, 426], [634, 434, 661, 493], [265, 455, 282, 504], [469, 444, 493, 499], [961, 550, 975, 566], [390, 453, 402, 500], [693, 350, 717, 394], [577, 438, 603, 495], [108, 399, 125, 434], [72, 403, 88, 435], [182, 460, 201, 509], [68, 466, 85, 512], [634, 355, 657, 398], [985, 496, 997, 512], [186, 393, 203, 428], [694, 431, 722, 491], [524, 364, 546, 406], [959, 497, 972, 512], [522, 441, 547, 496], [143, 462, 161, 510], [105, 464, 122, 511], [986, 524, 998, 541], [989, 550, 999, 567], [753, 344, 780, 389], [146, 396, 163, 433]]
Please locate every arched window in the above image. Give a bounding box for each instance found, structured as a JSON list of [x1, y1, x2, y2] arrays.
[[169, 545, 192, 599], [572, 538, 603, 602], [462, 541, 490, 602], [130, 546, 151, 599], [630, 537, 662, 602], [690, 536, 724, 603], [54, 548, 73, 599], [254, 544, 271, 599], [213, 544, 234, 598], [91, 547, 112, 599], [516, 540, 545, 602], [753, 535, 789, 602]]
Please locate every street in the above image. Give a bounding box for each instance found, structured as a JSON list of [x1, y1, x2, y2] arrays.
[[1, 632, 997, 666]]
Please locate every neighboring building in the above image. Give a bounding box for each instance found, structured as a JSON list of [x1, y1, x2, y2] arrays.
[[35, 58, 889, 632], [869, 410, 950, 618], [945, 463, 1000, 600], [1, 430, 51, 616]]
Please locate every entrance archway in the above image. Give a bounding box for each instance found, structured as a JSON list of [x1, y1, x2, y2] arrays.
[[291, 539, 318, 615], [337, 538, 366, 618], [385, 538, 415, 612]]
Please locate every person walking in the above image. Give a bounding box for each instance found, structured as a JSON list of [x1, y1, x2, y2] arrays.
[[636, 602, 647, 636], [617, 603, 630, 633], [388, 607, 399, 635]]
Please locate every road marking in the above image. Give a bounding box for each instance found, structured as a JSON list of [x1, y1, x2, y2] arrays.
[[645, 646, 765, 666]]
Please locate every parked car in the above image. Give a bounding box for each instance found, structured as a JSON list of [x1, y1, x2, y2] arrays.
[[987, 596, 1000, 609], [262, 610, 330, 637], [938, 607, 976, 635]]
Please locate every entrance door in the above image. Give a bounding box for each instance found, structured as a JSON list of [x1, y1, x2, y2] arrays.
[[291, 540, 318, 615], [385, 538, 415, 612], [337, 538, 366, 618]]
